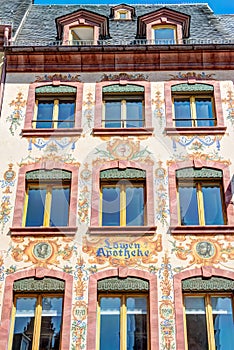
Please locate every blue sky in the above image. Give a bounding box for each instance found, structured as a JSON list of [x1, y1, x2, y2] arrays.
[[34, 0, 234, 14]]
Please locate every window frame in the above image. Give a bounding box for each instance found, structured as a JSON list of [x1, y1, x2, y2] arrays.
[[183, 292, 234, 350], [22, 82, 83, 138], [23, 180, 71, 228], [168, 160, 234, 234], [177, 178, 226, 226], [89, 160, 156, 235], [8, 292, 64, 350], [173, 94, 216, 127], [94, 82, 153, 136], [11, 162, 78, 236], [165, 80, 226, 135], [100, 180, 146, 227], [97, 293, 149, 350], [152, 24, 177, 45]]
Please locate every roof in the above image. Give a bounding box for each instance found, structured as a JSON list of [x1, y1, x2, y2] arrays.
[[1, 2, 234, 45]]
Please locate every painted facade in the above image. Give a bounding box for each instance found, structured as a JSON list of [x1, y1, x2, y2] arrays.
[[0, 2, 234, 350]]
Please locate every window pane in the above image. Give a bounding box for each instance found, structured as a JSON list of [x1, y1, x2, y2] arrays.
[[202, 185, 224, 225], [50, 187, 70, 227], [127, 297, 147, 350], [154, 28, 175, 44], [126, 101, 143, 127], [211, 297, 234, 350], [37, 101, 53, 128], [58, 101, 75, 128], [126, 186, 144, 226], [178, 186, 199, 225], [105, 101, 121, 128], [12, 297, 37, 350], [195, 98, 214, 126], [184, 297, 208, 350], [26, 188, 46, 226], [102, 187, 120, 226], [174, 99, 192, 127], [100, 297, 121, 350], [39, 297, 63, 350]]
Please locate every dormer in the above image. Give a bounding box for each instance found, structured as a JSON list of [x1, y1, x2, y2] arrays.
[[137, 7, 190, 44], [110, 4, 136, 21], [56, 9, 110, 45]]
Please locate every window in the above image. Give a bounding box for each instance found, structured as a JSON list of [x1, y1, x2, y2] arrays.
[[153, 25, 176, 44], [182, 277, 234, 350], [102, 85, 144, 128], [23, 170, 71, 227], [172, 83, 216, 127], [97, 277, 149, 350], [100, 168, 146, 226], [8, 278, 64, 350], [177, 168, 226, 226], [70, 26, 94, 45], [34, 85, 76, 129]]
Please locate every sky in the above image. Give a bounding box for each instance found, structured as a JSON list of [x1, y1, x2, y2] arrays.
[[34, 0, 234, 15]]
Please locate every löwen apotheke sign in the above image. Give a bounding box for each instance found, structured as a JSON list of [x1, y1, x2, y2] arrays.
[[96, 239, 150, 259]]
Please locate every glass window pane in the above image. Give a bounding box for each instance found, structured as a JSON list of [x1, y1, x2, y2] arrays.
[[105, 102, 121, 128], [50, 187, 70, 227], [39, 297, 63, 350], [178, 186, 199, 225], [127, 297, 147, 350], [26, 188, 46, 227], [211, 297, 234, 350], [12, 297, 37, 350], [126, 186, 144, 226], [184, 297, 208, 350], [154, 28, 175, 44], [174, 99, 192, 127], [58, 101, 75, 128], [100, 297, 121, 350], [202, 185, 224, 225], [126, 101, 143, 127], [37, 101, 53, 128], [102, 187, 120, 226], [195, 98, 214, 126]]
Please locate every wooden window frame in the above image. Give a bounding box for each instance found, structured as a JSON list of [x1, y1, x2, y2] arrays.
[[8, 292, 64, 350], [177, 179, 226, 226], [183, 292, 234, 350], [173, 94, 216, 127], [93, 82, 153, 136], [165, 80, 226, 135], [97, 293, 149, 350], [23, 181, 70, 228], [100, 181, 146, 226], [152, 24, 177, 44], [22, 82, 83, 138], [33, 96, 75, 129]]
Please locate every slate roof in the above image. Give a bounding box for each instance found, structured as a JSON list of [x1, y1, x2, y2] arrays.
[[1, 2, 234, 44]]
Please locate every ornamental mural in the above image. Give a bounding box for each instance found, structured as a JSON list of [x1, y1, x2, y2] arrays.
[[171, 135, 222, 152], [169, 71, 215, 80], [155, 161, 169, 227], [82, 86, 95, 130], [7, 92, 26, 135], [0, 164, 16, 232], [152, 87, 165, 129], [222, 88, 234, 126]]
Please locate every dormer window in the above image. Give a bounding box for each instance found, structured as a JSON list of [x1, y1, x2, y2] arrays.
[[137, 7, 190, 45], [110, 4, 135, 21], [56, 9, 110, 46], [153, 25, 176, 44]]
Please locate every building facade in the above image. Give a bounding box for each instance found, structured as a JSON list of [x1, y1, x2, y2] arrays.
[[0, 1, 234, 349]]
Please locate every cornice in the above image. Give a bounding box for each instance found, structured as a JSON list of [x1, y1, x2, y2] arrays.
[[5, 44, 234, 72]]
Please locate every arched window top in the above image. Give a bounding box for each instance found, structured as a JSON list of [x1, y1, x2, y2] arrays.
[[103, 84, 144, 94], [182, 276, 234, 292], [13, 277, 65, 292], [100, 168, 146, 179], [176, 167, 223, 179], [172, 83, 214, 93], [98, 277, 149, 291], [35, 85, 77, 95], [25, 169, 72, 181]]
